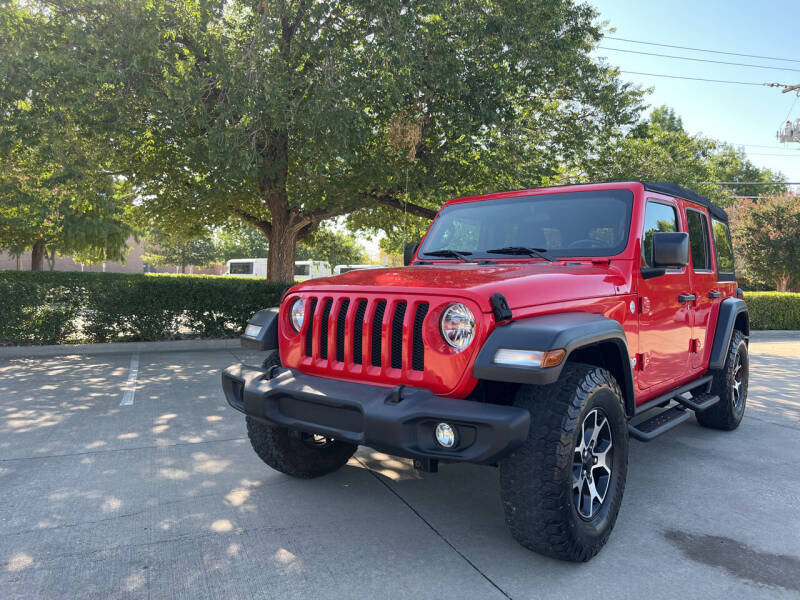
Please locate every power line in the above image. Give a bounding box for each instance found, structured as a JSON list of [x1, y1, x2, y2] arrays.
[[601, 47, 800, 73], [605, 36, 800, 65], [619, 70, 781, 87]]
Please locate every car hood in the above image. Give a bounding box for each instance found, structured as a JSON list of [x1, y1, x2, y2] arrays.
[[291, 262, 629, 312]]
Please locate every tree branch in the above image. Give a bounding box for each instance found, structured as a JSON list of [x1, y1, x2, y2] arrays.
[[370, 194, 438, 219], [232, 208, 272, 236]]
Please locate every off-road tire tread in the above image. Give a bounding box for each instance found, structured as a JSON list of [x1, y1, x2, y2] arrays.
[[696, 329, 747, 430], [499, 363, 627, 562], [246, 351, 357, 478]]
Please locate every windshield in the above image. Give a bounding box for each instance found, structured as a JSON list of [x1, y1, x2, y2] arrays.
[[418, 190, 634, 259], [294, 264, 310, 276]]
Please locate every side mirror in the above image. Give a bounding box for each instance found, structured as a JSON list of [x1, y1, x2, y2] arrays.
[[652, 232, 689, 268], [404, 242, 419, 266]]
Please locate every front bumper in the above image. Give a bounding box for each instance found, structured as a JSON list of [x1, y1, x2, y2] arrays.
[[221, 364, 530, 464]]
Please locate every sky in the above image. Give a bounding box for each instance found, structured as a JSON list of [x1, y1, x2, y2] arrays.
[[363, 0, 800, 260], [590, 0, 800, 186]]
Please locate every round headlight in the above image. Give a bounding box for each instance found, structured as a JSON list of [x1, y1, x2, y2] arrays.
[[440, 303, 475, 350], [289, 298, 305, 332]]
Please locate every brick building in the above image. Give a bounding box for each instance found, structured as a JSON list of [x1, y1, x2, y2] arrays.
[[0, 236, 223, 275]]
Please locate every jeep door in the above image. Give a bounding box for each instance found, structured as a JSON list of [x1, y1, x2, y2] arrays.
[[637, 198, 693, 389], [685, 206, 717, 370]]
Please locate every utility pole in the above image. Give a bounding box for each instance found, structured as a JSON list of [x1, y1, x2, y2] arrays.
[[771, 83, 800, 142]]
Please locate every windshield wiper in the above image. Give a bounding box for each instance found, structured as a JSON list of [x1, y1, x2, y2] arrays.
[[486, 246, 555, 262], [423, 249, 475, 263]]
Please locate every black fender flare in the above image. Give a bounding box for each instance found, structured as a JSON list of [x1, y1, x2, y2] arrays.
[[708, 298, 749, 370], [473, 312, 636, 416], [240, 307, 279, 350]]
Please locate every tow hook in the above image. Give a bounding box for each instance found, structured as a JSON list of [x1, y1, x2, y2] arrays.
[[388, 384, 405, 403]]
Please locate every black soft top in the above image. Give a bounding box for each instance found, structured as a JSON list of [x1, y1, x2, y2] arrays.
[[642, 182, 728, 222]]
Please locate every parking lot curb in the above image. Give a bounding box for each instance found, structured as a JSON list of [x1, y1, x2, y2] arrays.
[[0, 338, 241, 359], [748, 330, 798, 342]]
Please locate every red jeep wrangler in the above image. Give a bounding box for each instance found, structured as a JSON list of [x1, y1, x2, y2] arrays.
[[222, 181, 749, 562]]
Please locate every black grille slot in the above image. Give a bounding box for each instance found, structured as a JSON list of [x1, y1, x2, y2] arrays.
[[304, 297, 318, 357], [371, 301, 387, 367], [335, 299, 350, 362], [319, 299, 333, 360], [411, 303, 429, 371], [391, 301, 407, 369], [353, 300, 368, 365]]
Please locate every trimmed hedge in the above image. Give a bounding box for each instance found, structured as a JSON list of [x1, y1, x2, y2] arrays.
[[744, 291, 800, 331], [0, 271, 288, 345], [2, 272, 797, 345]]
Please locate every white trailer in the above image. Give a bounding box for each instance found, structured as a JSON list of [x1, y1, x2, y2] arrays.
[[333, 264, 381, 275], [294, 260, 332, 281], [225, 258, 268, 277]]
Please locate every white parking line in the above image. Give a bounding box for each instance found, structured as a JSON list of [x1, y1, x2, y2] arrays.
[[120, 353, 140, 406]]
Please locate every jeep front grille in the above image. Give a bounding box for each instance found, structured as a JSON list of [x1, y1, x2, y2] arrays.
[[302, 295, 428, 372]]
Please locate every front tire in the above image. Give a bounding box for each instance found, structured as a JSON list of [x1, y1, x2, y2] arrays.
[[247, 351, 357, 478], [246, 417, 357, 478], [696, 329, 748, 431], [499, 363, 629, 562]]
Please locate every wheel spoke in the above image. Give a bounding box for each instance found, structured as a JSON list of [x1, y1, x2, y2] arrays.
[[594, 446, 612, 476]]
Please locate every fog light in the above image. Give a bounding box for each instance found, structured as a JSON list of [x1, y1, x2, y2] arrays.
[[435, 422, 457, 448]]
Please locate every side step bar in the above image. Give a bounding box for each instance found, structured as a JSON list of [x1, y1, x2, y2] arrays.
[[629, 407, 691, 442], [634, 375, 713, 415], [629, 374, 720, 442], [675, 393, 720, 412]]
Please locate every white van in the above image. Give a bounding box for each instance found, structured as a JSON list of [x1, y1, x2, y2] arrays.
[[225, 258, 267, 277], [333, 264, 380, 275], [294, 260, 332, 281]]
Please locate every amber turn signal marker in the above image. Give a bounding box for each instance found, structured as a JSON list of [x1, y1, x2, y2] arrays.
[[541, 349, 566, 368]]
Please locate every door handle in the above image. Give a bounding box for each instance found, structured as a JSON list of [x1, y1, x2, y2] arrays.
[[708, 291, 722, 299], [678, 294, 696, 303]]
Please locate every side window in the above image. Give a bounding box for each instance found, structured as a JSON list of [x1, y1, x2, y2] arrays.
[[642, 200, 679, 268], [686, 210, 710, 270], [711, 218, 735, 274]]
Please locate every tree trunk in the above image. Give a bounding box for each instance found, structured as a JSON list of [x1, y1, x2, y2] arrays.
[[31, 240, 46, 271], [264, 198, 298, 282], [776, 273, 790, 292]]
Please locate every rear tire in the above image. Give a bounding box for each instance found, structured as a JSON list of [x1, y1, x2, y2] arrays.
[[246, 351, 357, 478], [696, 329, 748, 431], [499, 363, 628, 562]]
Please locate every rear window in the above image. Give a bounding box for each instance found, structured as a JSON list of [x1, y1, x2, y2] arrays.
[[686, 209, 710, 270], [229, 262, 253, 274], [295, 264, 310, 276], [712, 219, 735, 274]]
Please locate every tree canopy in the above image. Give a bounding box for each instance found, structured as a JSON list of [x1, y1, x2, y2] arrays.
[[297, 227, 368, 267], [10, 0, 643, 280], [732, 195, 800, 292], [0, 3, 133, 269], [582, 106, 786, 206]]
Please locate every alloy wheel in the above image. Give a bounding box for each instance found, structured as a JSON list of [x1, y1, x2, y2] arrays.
[[572, 408, 614, 520]]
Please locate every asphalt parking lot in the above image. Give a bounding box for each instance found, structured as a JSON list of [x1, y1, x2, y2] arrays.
[[1, 334, 799, 600]]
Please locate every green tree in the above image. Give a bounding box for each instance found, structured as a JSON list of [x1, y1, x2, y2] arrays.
[[732, 196, 800, 292], [142, 229, 216, 274], [297, 228, 368, 267], [21, 0, 642, 281], [583, 106, 786, 206], [213, 223, 270, 263], [0, 3, 133, 270]]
